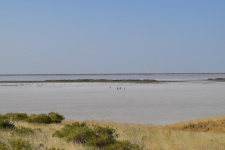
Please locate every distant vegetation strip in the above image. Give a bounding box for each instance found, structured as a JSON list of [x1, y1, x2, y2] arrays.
[[0, 79, 181, 83], [207, 78, 225, 81], [45, 79, 161, 83], [2, 78, 225, 83]]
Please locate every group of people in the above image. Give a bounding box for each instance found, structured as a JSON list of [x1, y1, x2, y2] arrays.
[[109, 86, 125, 90]]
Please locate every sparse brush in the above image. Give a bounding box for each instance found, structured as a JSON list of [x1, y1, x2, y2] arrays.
[[11, 113, 28, 121], [104, 140, 142, 150], [11, 127, 35, 136], [0, 119, 15, 130], [48, 112, 65, 123], [0, 141, 9, 150], [0, 112, 65, 124], [45, 147, 65, 150], [2, 113, 29, 122], [26, 114, 52, 124], [1, 113, 29, 122], [53, 122, 142, 150], [8, 138, 32, 150], [0, 114, 9, 120], [164, 116, 225, 133], [1, 113, 225, 150]]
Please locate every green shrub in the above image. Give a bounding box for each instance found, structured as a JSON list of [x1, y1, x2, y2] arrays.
[[4, 113, 14, 119], [11, 113, 28, 121], [0, 145, 8, 150], [26, 114, 51, 124], [0, 119, 15, 129], [86, 125, 117, 148], [1, 113, 28, 122], [0, 114, 9, 120], [0, 141, 9, 150], [11, 127, 35, 136], [53, 122, 142, 150], [105, 140, 142, 150], [45, 147, 65, 150], [1, 112, 64, 124], [8, 138, 32, 150], [53, 122, 94, 144], [48, 112, 65, 123]]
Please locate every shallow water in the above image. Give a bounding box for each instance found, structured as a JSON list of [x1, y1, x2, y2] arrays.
[[0, 81, 225, 125]]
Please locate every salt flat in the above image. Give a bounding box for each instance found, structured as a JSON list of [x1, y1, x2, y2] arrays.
[[0, 81, 225, 125]]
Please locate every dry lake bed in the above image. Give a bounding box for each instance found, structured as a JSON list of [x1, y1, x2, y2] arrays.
[[0, 81, 225, 125]]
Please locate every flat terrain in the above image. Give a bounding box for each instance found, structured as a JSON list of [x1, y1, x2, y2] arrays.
[[1, 81, 225, 125]]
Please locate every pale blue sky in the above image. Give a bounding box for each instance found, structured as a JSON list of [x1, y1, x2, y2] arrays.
[[0, 1, 225, 74]]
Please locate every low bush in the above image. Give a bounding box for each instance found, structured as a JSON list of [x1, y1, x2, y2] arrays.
[[45, 147, 65, 150], [8, 138, 32, 150], [0, 119, 15, 129], [1, 113, 28, 121], [53, 122, 142, 150], [0, 141, 8, 150], [4, 113, 14, 119], [25, 113, 64, 124], [0, 112, 65, 124], [26, 114, 51, 124], [11, 113, 28, 121], [86, 125, 117, 148], [2, 113, 28, 121], [11, 127, 35, 136], [53, 122, 96, 144], [48, 112, 65, 123], [105, 140, 142, 150], [0, 114, 9, 120]]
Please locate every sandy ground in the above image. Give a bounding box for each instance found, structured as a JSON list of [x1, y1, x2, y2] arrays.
[[0, 81, 225, 125]]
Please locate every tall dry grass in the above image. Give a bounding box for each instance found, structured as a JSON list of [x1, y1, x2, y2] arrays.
[[83, 120, 225, 150], [162, 116, 225, 133], [0, 121, 86, 150], [1, 116, 225, 150]]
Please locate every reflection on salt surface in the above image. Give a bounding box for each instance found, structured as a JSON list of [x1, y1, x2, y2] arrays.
[[0, 81, 225, 125]]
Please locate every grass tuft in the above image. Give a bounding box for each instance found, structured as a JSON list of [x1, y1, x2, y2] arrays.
[[8, 138, 32, 150], [11, 127, 35, 136]]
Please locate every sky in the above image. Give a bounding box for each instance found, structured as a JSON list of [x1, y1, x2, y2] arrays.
[[0, 1, 225, 74]]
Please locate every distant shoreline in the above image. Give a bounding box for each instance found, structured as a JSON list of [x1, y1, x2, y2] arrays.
[[0, 79, 178, 83], [1, 74, 225, 83], [0, 78, 224, 83]]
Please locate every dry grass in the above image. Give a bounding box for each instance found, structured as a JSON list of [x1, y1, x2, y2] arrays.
[[65, 119, 225, 150], [161, 116, 225, 133], [1, 116, 225, 150], [0, 121, 86, 150]]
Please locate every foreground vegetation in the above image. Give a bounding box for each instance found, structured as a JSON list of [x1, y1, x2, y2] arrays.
[[1, 113, 225, 150]]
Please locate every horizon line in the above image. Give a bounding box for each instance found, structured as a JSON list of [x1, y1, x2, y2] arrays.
[[1, 73, 225, 76]]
